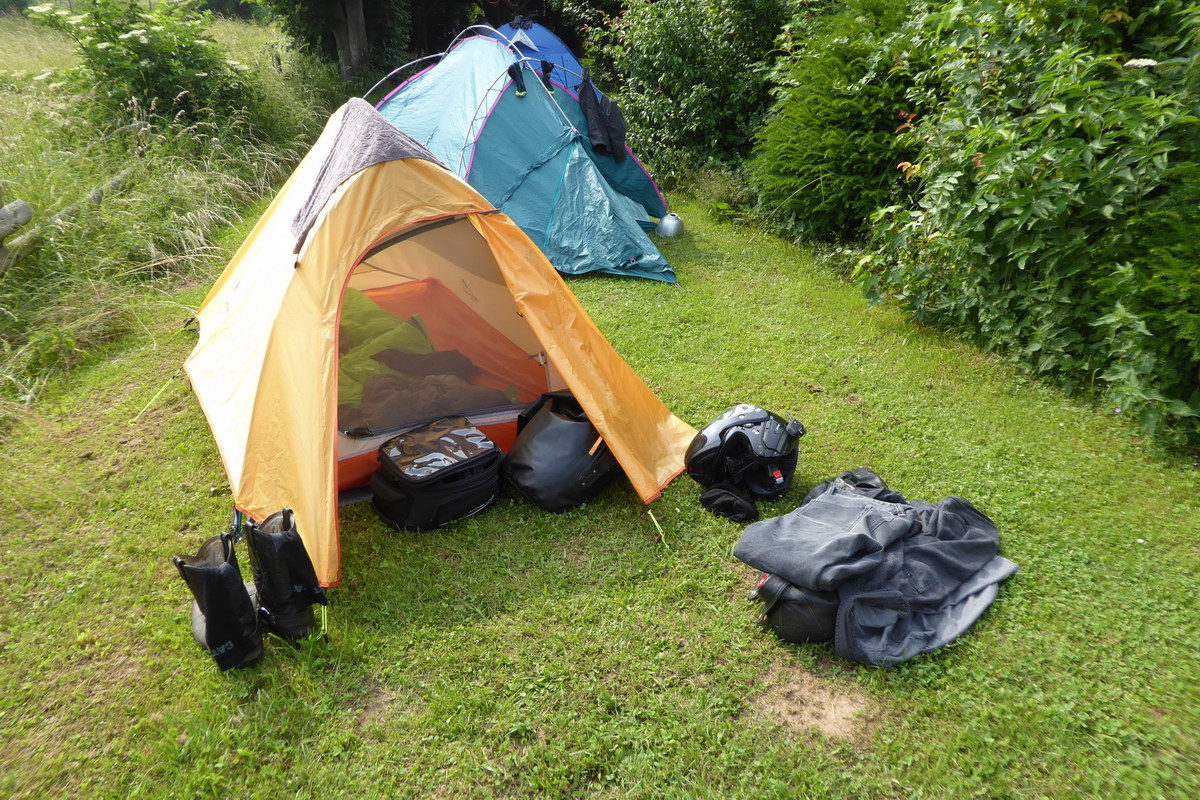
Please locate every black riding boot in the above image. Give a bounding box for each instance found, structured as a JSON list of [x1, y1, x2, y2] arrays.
[[247, 509, 327, 640], [174, 534, 263, 670]]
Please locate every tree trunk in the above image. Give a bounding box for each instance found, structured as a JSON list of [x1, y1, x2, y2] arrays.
[[330, 0, 369, 80]]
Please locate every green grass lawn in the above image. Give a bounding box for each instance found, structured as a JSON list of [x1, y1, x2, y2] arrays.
[[0, 200, 1197, 799]]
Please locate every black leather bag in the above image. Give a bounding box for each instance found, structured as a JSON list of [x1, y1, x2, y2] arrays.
[[371, 416, 502, 531], [751, 572, 839, 644], [502, 391, 618, 513]]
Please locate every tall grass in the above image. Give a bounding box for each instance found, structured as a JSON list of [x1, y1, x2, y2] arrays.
[[0, 12, 343, 404], [0, 11, 75, 71]]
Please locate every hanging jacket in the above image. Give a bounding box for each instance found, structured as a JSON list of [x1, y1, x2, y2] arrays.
[[576, 71, 627, 163]]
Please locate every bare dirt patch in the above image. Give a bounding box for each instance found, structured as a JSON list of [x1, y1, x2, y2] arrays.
[[751, 664, 876, 742], [353, 679, 415, 734]]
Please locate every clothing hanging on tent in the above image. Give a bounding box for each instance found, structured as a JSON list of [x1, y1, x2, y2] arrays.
[[576, 71, 627, 162]]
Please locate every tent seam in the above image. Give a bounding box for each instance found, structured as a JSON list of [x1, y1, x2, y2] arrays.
[[541, 152, 571, 248]]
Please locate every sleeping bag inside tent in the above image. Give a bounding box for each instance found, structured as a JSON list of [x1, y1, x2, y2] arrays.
[[374, 31, 674, 283], [184, 99, 696, 586]]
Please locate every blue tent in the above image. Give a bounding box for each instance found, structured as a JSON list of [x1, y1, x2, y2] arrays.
[[374, 31, 674, 282], [491, 18, 585, 77]]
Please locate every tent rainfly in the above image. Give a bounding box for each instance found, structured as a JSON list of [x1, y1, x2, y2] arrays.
[[185, 99, 696, 586], [372, 27, 674, 282]]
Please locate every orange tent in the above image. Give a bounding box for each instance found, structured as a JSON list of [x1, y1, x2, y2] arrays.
[[185, 99, 695, 586]]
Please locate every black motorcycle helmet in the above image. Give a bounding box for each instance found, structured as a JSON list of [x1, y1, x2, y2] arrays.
[[684, 404, 806, 500]]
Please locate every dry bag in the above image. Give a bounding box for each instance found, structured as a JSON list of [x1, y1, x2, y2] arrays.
[[503, 391, 618, 513]]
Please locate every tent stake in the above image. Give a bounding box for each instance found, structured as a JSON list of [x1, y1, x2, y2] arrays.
[[647, 509, 667, 548]]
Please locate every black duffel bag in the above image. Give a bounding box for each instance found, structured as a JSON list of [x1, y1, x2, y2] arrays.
[[371, 416, 502, 531], [502, 391, 618, 513]]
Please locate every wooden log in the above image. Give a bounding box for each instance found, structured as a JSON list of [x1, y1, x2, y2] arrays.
[[0, 168, 133, 274], [0, 200, 33, 241]]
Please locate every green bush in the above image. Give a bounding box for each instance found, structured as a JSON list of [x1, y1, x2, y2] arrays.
[[214, 18, 344, 143], [595, 0, 792, 179], [26, 0, 259, 122], [855, 0, 1200, 446], [0, 108, 301, 397], [552, 0, 628, 82], [748, 0, 914, 241], [1094, 163, 1200, 438], [200, 0, 270, 22]]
